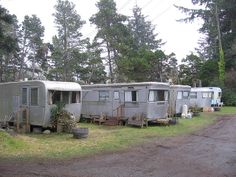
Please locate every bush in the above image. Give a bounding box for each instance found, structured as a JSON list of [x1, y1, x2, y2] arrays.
[[57, 110, 77, 133], [50, 102, 77, 133], [50, 102, 65, 129], [222, 88, 236, 106]]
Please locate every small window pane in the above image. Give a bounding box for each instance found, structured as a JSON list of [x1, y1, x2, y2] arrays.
[[72, 91, 80, 103], [125, 91, 137, 102], [177, 91, 183, 100], [183, 91, 189, 99], [164, 91, 169, 101], [48, 91, 53, 105], [52, 91, 61, 104], [114, 91, 119, 100], [99, 91, 109, 101], [149, 90, 155, 102], [125, 91, 132, 102], [22, 88, 27, 105], [31, 88, 38, 106], [190, 92, 197, 99], [148, 90, 168, 102], [202, 92, 211, 98], [62, 91, 69, 104], [132, 91, 137, 101]]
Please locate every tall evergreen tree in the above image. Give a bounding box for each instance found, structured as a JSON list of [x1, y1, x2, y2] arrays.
[[18, 15, 45, 80], [0, 5, 18, 82], [90, 0, 130, 83], [52, 0, 86, 81], [79, 42, 107, 84], [177, 0, 236, 80], [179, 53, 205, 86], [128, 5, 162, 51]]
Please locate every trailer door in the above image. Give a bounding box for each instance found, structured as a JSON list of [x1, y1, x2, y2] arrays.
[[21, 87, 30, 128], [112, 90, 122, 118], [21, 86, 44, 127]]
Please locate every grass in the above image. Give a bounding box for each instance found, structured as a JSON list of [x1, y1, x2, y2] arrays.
[[0, 106, 235, 160]]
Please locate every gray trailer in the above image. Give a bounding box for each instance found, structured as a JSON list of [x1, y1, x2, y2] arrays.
[[190, 87, 213, 109], [81, 82, 170, 125], [0, 80, 82, 129], [169, 85, 191, 116]]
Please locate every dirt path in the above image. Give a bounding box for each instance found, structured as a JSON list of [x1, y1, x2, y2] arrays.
[[1, 116, 236, 177]]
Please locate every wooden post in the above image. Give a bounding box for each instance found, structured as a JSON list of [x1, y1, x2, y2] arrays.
[[16, 111, 19, 133], [26, 108, 30, 132]]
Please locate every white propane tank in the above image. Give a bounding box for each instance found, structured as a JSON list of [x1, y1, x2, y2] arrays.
[[181, 104, 188, 118]]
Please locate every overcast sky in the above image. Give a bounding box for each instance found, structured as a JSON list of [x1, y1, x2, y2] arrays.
[[1, 0, 203, 62]]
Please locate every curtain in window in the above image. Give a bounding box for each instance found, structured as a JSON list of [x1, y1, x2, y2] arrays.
[[125, 91, 132, 102], [149, 90, 155, 102]]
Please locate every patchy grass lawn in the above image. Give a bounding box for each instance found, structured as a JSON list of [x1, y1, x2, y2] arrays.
[[0, 106, 235, 160]]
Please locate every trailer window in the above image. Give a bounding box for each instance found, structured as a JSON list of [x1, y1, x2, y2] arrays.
[[177, 91, 182, 100], [183, 91, 189, 99], [125, 91, 137, 102], [114, 91, 119, 100], [52, 91, 61, 104], [99, 91, 109, 101], [202, 92, 212, 98], [148, 90, 168, 102], [72, 91, 80, 103], [22, 88, 28, 105], [31, 88, 38, 106], [62, 91, 69, 104], [190, 92, 197, 99]]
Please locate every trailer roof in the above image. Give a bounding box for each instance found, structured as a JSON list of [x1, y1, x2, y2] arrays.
[[81, 82, 169, 89], [0, 80, 81, 91], [170, 85, 191, 89], [191, 87, 222, 92], [42, 81, 81, 91]]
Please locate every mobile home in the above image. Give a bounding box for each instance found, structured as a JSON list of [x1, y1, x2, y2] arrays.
[[0, 80, 82, 129], [189, 87, 222, 108], [209, 87, 223, 107], [81, 82, 170, 123], [169, 85, 191, 116]]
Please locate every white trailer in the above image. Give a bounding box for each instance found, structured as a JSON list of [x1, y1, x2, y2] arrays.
[[81, 82, 170, 124], [209, 87, 223, 107], [0, 80, 82, 129], [190, 87, 222, 109]]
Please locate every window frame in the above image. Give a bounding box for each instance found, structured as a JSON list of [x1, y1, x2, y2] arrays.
[[148, 90, 169, 102], [190, 92, 197, 99], [182, 91, 189, 99], [22, 88, 28, 105], [113, 91, 120, 100], [124, 90, 138, 102], [30, 87, 39, 106], [99, 90, 109, 101]]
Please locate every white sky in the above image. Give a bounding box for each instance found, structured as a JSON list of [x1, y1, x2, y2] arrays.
[[0, 0, 203, 62]]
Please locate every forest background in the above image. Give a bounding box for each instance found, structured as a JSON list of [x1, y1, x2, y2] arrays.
[[0, 0, 235, 105]]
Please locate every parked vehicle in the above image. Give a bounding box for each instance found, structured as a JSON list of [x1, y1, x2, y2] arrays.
[[0, 80, 82, 129], [169, 85, 191, 116], [81, 82, 170, 123], [189, 87, 222, 109]]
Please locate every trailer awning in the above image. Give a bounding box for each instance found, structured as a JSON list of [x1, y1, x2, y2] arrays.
[[43, 81, 81, 91]]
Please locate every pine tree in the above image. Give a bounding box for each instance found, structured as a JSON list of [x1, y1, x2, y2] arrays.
[[52, 0, 86, 81], [128, 5, 163, 51]]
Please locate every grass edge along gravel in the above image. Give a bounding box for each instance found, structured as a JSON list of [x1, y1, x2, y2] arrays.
[[0, 106, 235, 161]]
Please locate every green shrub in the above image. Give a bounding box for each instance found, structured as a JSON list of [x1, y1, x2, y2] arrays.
[[222, 88, 236, 106]]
